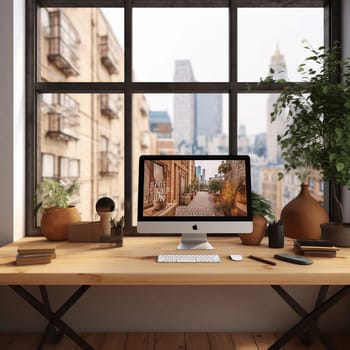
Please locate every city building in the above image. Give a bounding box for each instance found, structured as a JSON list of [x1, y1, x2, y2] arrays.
[[39, 8, 156, 221], [173, 60, 196, 152], [149, 111, 177, 154], [266, 44, 289, 165], [195, 93, 223, 152], [173, 60, 227, 155]]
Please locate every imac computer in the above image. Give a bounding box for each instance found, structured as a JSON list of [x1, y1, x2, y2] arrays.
[[137, 155, 253, 250]]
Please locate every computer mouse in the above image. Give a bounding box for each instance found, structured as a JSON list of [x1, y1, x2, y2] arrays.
[[230, 254, 243, 261]]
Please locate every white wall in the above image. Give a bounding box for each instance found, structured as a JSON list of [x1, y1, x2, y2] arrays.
[[0, 1, 349, 333], [0, 0, 25, 246], [0, 285, 349, 333]]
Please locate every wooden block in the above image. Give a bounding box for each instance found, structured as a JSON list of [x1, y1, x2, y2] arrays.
[[68, 221, 103, 242]]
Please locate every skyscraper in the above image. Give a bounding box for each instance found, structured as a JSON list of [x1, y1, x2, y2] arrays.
[[195, 93, 223, 148], [266, 44, 288, 165], [173, 60, 195, 153], [173, 60, 224, 154]]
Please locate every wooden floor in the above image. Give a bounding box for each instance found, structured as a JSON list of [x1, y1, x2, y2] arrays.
[[0, 332, 349, 350]]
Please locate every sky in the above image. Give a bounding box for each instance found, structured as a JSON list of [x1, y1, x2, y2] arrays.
[[102, 7, 323, 136], [196, 160, 222, 179]]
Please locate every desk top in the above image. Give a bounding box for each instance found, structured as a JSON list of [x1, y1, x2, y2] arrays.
[[0, 236, 349, 286]]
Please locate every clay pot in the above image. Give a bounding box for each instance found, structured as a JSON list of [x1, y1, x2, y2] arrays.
[[41, 206, 81, 241], [281, 184, 329, 239], [240, 215, 267, 245]]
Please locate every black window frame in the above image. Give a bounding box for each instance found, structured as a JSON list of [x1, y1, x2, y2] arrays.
[[26, 0, 341, 235]]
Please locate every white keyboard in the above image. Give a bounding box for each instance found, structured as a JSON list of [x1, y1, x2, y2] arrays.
[[157, 254, 221, 263]]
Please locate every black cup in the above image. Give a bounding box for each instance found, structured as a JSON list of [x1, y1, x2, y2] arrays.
[[268, 221, 284, 248]]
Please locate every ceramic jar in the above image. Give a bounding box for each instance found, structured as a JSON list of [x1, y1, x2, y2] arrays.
[[280, 184, 329, 239], [239, 215, 267, 245], [41, 206, 81, 241]]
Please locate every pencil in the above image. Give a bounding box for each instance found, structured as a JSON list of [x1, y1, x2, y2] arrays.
[[248, 255, 276, 266]]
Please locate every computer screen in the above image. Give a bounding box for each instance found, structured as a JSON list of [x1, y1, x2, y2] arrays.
[[137, 155, 253, 249]]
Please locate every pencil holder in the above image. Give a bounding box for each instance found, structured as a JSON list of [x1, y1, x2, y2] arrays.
[[268, 221, 284, 248], [100, 216, 124, 247]]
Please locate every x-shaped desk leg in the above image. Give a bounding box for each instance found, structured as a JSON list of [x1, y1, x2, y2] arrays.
[[10, 285, 93, 350], [268, 285, 350, 350]]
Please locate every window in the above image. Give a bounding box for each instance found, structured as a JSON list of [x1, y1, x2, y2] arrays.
[[27, 0, 340, 234]]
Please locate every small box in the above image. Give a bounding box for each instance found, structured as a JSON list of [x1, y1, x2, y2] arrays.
[[68, 222, 102, 242]]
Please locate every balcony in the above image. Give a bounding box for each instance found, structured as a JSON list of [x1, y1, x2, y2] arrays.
[[139, 95, 148, 117], [100, 151, 119, 176], [100, 94, 121, 119], [141, 131, 151, 149], [47, 10, 80, 77], [47, 113, 79, 141], [100, 35, 120, 75], [46, 94, 80, 142]]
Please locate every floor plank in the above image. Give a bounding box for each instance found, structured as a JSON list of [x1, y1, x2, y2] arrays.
[[1, 332, 40, 350], [154, 332, 185, 350], [124, 332, 154, 350], [185, 332, 211, 350], [99, 333, 127, 350], [230, 333, 258, 350], [252, 333, 279, 349], [208, 332, 235, 350], [1, 332, 349, 350]]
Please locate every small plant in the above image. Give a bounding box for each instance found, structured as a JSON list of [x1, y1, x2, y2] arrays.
[[252, 192, 275, 223], [34, 178, 79, 216], [208, 178, 222, 193]]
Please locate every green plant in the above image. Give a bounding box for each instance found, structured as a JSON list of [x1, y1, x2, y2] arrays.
[[208, 178, 222, 193], [34, 179, 79, 216], [261, 42, 350, 224], [251, 192, 275, 223]]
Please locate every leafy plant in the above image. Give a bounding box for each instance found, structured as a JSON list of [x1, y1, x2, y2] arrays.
[[261, 42, 350, 224], [34, 179, 79, 216], [252, 192, 275, 223], [208, 178, 222, 193]]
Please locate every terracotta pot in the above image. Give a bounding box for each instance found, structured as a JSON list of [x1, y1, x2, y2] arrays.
[[240, 215, 267, 245], [41, 206, 81, 241], [281, 184, 329, 239]]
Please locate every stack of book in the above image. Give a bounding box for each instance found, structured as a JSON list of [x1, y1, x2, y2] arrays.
[[16, 246, 56, 266], [294, 239, 339, 257]]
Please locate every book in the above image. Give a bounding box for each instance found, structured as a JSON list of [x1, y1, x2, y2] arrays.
[[15, 246, 56, 265], [16, 254, 52, 266], [17, 246, 56, 256], [294, 240, 339, 257]]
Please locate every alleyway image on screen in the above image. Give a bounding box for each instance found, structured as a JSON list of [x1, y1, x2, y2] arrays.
[[142, 159, 248, 217]]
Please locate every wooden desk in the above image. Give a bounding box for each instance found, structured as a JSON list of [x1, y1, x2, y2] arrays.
[[1, 236, 350, 285], [0, 236, 349, 349]]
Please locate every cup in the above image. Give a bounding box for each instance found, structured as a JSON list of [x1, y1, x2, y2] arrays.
[[268, 221, 284, 248]]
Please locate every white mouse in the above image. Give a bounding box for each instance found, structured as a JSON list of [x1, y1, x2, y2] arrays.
[[230, 254, 243, 261]]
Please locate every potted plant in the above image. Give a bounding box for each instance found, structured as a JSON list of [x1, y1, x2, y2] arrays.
[[261, 42, 350, 245], [240, 192, 275, 245], [34, 179, 81, 241]]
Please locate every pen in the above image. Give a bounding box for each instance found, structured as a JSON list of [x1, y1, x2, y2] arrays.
[[248, 255, 276, 266]]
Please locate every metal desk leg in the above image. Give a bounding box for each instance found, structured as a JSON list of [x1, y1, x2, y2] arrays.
[[37, 285, 63, 348], [10, 285, 93, 350], [271, 285, 332, 348], [268, 285, 350, 350]]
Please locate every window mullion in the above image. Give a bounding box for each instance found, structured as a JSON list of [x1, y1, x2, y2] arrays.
[[124, 0, 133, 232], [229, 0, 237, 154]]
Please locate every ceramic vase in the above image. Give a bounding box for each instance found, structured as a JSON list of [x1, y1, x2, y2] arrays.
[[41, 206, 81, 241], [280, 184, 329, 239], [239, 215, 267, 245]]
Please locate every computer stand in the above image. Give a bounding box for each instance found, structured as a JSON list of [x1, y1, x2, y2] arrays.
[[177, 233, 214, 250]]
